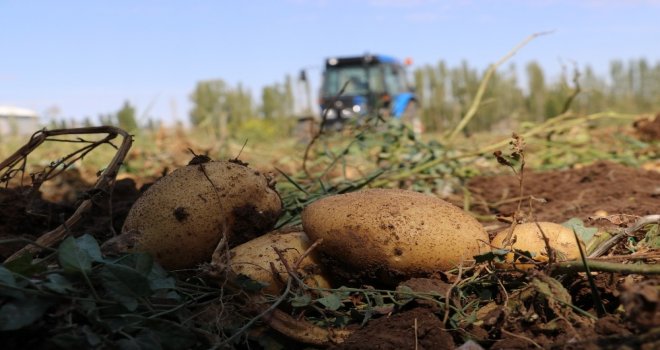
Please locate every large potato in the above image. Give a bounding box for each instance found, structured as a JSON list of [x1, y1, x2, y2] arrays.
[[104, 160, 282, 270], [223, 230, 331, 295], [490, 222, 583, 269], [301, 189, 489, 284]]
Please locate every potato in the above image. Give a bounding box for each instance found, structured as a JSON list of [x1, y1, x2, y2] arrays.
[[490, 222, 583, 269], [223, 230, 331, 294], [301, 189, 489, 284], [104, 160, 282, 270]]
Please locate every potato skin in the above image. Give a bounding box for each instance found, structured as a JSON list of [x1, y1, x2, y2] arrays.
[[301, 189, 488, 283], [225, 230, 331, 294], [115, 160, 282, 270], [490, 222, 582, 266]]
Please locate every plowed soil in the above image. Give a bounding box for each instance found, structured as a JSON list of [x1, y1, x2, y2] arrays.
[[467, 160, 660, 224], [0, 158, 658, 349]]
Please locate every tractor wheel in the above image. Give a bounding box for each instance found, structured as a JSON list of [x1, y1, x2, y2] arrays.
[[401, 101, 423, 135]]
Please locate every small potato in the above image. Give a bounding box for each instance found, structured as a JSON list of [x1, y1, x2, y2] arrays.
[[301, 189, 489, 284], [104, 160, 282, 270], [490, 222, 583, 269], [223, 230, 331, 295]]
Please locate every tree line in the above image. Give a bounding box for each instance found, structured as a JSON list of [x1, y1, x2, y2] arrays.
[[186, 58, 660, 136], [413, 58, 660, 132], [53, 58, 658, 135]]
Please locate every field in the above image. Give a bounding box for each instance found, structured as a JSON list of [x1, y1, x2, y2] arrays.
[[0, 110, 659, 349]]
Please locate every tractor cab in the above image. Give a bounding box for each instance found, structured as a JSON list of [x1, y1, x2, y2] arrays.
[[319, 54, 420, 132]]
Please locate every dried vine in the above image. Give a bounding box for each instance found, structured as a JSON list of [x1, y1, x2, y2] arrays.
[[1, 126, 133, 263]]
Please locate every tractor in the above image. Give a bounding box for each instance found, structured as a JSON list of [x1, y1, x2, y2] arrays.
[[318, 54, 422, 134]]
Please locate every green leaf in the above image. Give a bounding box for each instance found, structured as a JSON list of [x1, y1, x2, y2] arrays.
[[0, 267, 15, 283], [117, 338, 142, 350], [235, 273, 268, 292], [290, 294, 312, 307], [99, 263, 152, 311], [50, 332, 88, 349], [394, 285, 415, 305], [474, 249, 509, 263], [0, 297, 52, 330], [58, 236, 93, 273], [143, 319, 197, 350], [82, 325, 103, 347], [0, 265, 23, 299], [562, 218, 598, 243], [133, 330, 162, 350], [77, 234, 104, 262], [317, 293, 342, 311], [118, 252, 153, 275], [3, 253, 46, 275], [531, 276, 572, 305], [43, 273, 77, 294]]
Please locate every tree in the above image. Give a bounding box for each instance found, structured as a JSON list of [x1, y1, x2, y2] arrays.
[[189, 79, 230, 140], [117, 100, 138, 132], [261, 85, 280, 119], [526, 61, 547, 121]]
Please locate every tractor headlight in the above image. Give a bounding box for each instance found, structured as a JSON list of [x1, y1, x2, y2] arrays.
[[324, 108, 337, 120]]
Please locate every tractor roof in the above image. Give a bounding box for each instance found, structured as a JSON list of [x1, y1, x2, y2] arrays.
[[325, 54, 400, 67]]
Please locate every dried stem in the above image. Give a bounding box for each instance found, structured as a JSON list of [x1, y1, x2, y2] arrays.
[[3, 126, 133, 262], [302, 80, 351, 178], [589, 214, 660, 258], [446, 31, 552, 142]]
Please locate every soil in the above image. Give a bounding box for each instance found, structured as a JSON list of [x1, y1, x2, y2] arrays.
[[0, 174, 145, 260], [467, 160, 660, 225], [0, 157, 658, 349], [634, 113, 660, 141], [333, 307, 455, 350]]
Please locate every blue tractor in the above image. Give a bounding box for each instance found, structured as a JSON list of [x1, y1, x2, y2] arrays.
[[318, 54, 422, 134]]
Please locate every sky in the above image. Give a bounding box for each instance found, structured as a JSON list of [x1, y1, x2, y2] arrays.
[[2, 0, 660, 125]]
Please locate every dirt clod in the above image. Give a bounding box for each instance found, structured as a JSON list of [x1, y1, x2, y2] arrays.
[[333, 308, 454, 350]]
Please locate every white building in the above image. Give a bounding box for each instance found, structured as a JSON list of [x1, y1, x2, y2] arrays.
[[0, 105, 41, 136]]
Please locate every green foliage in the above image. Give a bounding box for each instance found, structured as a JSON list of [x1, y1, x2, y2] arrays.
[[260, 75, 295, 121], [117, 100, 138, 132], [0, 234, 201, 349], [234, 117, 289, 143], [412, 58, 660, 132], [190, 79, 257, 139], [562, 218, 598, 244]]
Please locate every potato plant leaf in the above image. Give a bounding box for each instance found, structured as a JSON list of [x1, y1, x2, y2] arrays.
[[49, 332, 89, 349], [58, 234, 103, 273], [317, 293, 342, 311], [99, 263, 153, 311], [3, 253, 45, 276], [43, 273, 77, 294], [531, 276, 572, 305], [0, 297, 52, 331], [234, 273, 268, 292], [0, 265, 24, 299], [82, 325, 103, 347], [290, 293, 312, 307], [474, 249, 509, 263], [562, 218, 598, 243], [147, 264, 176, 291], [394, 285, 415, 305], [142, 319, 197, 350]]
